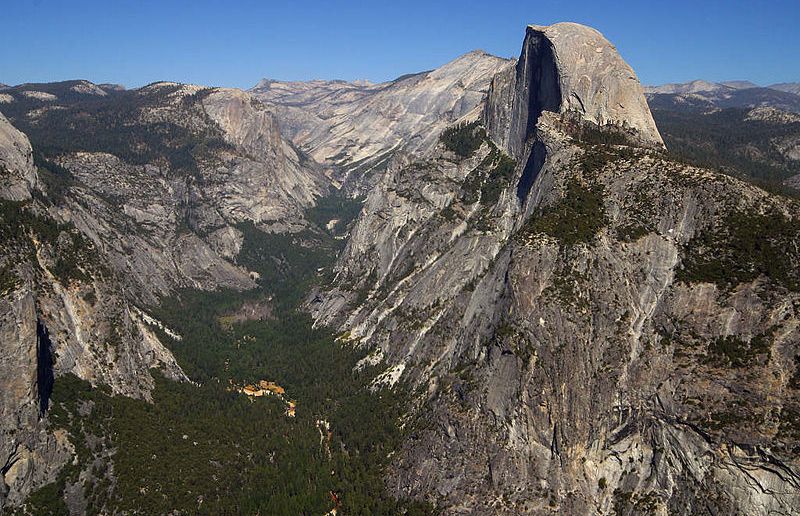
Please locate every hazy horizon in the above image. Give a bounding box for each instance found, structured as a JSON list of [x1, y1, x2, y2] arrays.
[[1, 62, 797, 93], [2, 0, 799, 90]]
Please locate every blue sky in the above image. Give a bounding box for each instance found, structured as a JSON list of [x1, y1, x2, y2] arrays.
[[1, 0, 798, 89]]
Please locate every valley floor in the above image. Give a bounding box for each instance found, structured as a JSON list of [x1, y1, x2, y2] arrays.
[[15, 223, 433, 515]]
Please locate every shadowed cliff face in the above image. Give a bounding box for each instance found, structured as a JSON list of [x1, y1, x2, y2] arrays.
[[0, 112, 37, 201], [313, 23, 800, 514], [519, 31, 562, 143], [483, 29, 561, 209], [484, 28, 561, 160], [36, 321, 54, 415], [486, 23, 663, 161], [517, 140, 547, 202]]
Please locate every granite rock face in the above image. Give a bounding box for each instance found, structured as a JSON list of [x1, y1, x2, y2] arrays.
[[533, 23, 662, 146], [0, 81, 330, 506], [1, 81, 331, 301], [317, 119, 800, 516], [312, 23, 800, 514], [251, 51, 513, 192], [0, 289, 71, 508], [485, 23, 663, 157], [201, 88, 328, 225], [0, 112, 37, 201]]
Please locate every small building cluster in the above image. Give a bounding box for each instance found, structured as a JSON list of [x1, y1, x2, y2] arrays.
[[239, 379, 286, 397], [231, 378, 296, 417]]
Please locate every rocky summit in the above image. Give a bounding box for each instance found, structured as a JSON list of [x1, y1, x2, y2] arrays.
[[485, 23, 664, 151], [1, 20, 800, 516]]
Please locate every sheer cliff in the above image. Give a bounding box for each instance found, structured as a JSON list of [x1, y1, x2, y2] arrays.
[[2, 20, 799, 516], [0, 82, 330, 507], [312, 23, 800, 514]]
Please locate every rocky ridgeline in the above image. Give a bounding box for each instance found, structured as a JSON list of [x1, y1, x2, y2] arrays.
[[0, 20, 799, 515], [312, 23, 800, 514], [645, 80, 800, 115], [0, 81, 327, 505], [251, 50, 513, 194]]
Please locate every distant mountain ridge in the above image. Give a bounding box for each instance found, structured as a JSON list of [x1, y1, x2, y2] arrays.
[[644, 79, 800, 95], [250, 49, 513, 193], [645, 80, 800, 115], [771, 82, 800, 95]]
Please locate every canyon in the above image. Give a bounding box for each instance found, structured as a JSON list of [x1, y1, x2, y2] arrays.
[[1, 21, 799, 515]]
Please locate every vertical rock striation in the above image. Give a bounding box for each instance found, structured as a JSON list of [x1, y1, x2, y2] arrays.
[[485, 23, 663, 159], [314, 22, 799, 514], [0, 112, 37, 201]]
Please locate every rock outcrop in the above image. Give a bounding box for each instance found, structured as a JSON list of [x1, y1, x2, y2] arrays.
[[0, 112, 36, 201], [201, 88, 327, 224], [312, 23, 800, 514], [251, 51, 513, 192], [485, 23, 663, 157]]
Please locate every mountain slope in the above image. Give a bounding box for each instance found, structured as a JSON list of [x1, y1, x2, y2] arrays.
[[0, 81, 339, 507], [312, 23, 800, 514], [771, 82, 800, 96], [645, 80, 800, 191], [251, 51, 513, 191]]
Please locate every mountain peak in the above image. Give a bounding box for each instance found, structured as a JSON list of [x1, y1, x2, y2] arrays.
[[528, 21, 605, 40], [485, 21, 663, 156], [644, 80, 800, 96], [462, 48, 492, 57], [721, 80, 760, 90], [531, 22, 662, 144]]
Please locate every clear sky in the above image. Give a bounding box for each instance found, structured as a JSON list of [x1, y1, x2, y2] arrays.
[[1, 0, 798, 89]]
